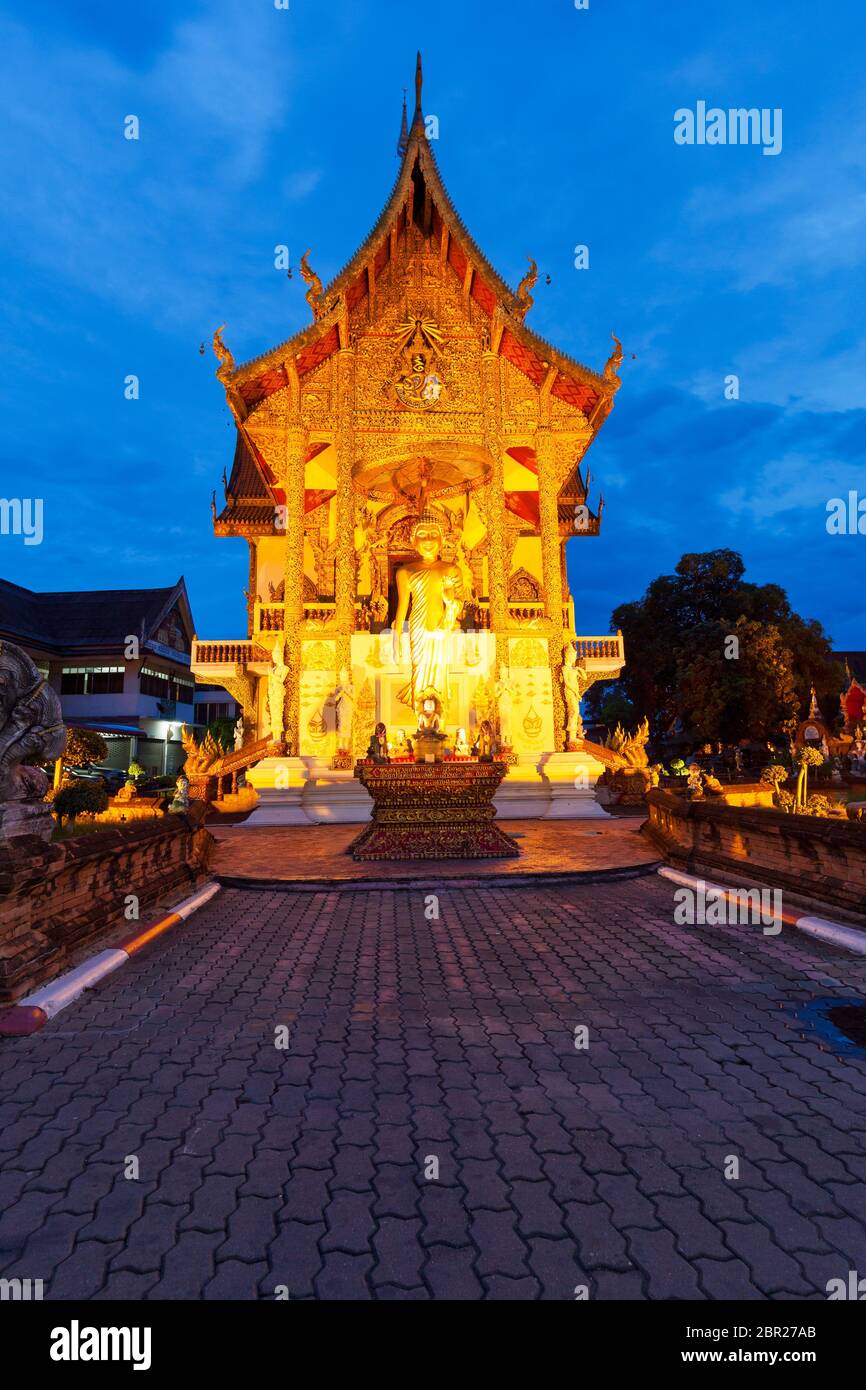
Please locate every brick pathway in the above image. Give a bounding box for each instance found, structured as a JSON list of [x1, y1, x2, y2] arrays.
[[2, 875, 866, 1300]]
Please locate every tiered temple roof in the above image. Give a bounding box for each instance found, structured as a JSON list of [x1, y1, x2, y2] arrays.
[[214, 54, 619, 536]]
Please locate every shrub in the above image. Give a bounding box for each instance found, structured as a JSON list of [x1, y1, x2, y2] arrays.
[[54, 782, 109, 826]]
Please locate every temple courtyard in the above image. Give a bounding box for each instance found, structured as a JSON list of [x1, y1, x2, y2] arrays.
[[2, 860, 866, 1300]]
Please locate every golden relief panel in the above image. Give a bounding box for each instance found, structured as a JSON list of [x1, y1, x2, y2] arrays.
[[508, 637, 549, 668], [351, 245, 484, 416], [300, 640, 337, 671]]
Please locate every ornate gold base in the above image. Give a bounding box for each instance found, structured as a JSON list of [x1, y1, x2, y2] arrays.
[[331, 749, 355, 770], [349, 761, 520, 860]]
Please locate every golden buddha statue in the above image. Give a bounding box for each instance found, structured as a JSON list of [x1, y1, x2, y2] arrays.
[[393, 514, 463, 719]]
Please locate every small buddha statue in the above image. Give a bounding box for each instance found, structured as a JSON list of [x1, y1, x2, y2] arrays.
[[454, 727, 470, 757], [473, 719, 495, 762], [417, 696, 442, 734], [366, 722, 389, 763], [168, 772, 190, 814]]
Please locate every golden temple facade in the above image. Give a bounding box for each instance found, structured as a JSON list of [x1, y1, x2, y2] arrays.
[[191, 56, 625, 818]]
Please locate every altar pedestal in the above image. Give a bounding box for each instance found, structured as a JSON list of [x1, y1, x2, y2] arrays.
[[244, 757, 309, 825], [348, 761, 520, 860], [539, 749, 609, 820]]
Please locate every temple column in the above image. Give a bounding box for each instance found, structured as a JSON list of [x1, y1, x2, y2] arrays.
[[334, 345, 357, 673], [536, 424, 566, 749], [281, 418, 309, 753], [481, 347, 508, 635]]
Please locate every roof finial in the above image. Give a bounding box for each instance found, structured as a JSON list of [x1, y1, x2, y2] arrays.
[[397, 86, 409, 158], [415, 51, 423, 116]]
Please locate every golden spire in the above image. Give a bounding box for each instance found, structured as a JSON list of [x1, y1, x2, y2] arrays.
[[414, 51, 423, 119], [397, 87, 409, 158]]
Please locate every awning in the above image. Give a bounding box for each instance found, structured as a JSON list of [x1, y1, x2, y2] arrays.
[[68, 720, 143, 737]]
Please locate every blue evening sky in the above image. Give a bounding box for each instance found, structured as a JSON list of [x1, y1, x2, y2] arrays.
[[0, 0, 863, 644]]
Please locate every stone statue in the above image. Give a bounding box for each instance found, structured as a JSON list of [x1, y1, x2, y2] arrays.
[[561, 645, 588, 747], [454, 727, 470, 757], [169, 772, 190, 814], [393, 512, 463, 721], [494, 664, 515, 748], [366, 722, 389, 763], [0, 640, 66, 841], [233, 714, 244, 752], [417, 695, 442, 734], [473, 719, 495, 762], [334, 666, 355, 749], [267, 643, 289, 741], [686, 762, 704, 799], [850, 732, 866, 776]]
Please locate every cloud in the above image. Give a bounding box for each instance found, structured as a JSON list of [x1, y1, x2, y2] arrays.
[[282, 169, 323, 202], [0, 4, 295, 327]]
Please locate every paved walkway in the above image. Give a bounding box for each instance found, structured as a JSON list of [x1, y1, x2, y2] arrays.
[[210, 817, 659, 883], [2, 875, 866, 1299]]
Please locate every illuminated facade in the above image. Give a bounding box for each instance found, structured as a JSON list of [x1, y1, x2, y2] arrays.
[[191, 57, 625, 817]]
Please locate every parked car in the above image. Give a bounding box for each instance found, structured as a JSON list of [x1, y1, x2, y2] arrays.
[[67, 765, 127, 794]]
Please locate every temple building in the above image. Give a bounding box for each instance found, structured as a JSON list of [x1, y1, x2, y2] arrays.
[[191, 56, 625, 820], [837, 652, 866, 733]]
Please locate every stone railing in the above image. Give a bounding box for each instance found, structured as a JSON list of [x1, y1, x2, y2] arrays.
[[304, 603, 336, 625], [0, 810, 213, 1002], [192, 639, 255, 667], [574, 633, 625, 662], [644, 788, 866, 923], [257, 605, 284, 631], [507, 602, 545, 624]]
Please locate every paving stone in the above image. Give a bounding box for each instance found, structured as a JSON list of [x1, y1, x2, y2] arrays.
[[4, 872, 866, 1300], [525, 1236, 591, 1300], [266, 1221, 325, 1298], [371, 1217, 426, 1287], [624, 1225, 703, 1299], [203, 1259, 268, 1300], [423, 1244, 484, 1299], [314, 1251, 373, 1300]]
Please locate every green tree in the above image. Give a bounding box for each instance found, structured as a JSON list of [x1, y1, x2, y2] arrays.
[[63, 728, 108, 767], [612, 550, 843, 741]]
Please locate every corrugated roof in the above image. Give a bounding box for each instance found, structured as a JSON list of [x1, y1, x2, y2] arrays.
[[0, 578, 192, 654]]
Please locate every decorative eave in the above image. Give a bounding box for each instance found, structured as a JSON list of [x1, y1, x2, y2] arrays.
[[214, 54, 623, 428], [213, 431, 335, 534]]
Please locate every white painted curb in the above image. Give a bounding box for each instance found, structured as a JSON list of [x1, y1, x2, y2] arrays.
[[173, 882, 222, 920], [12, 881, 222, 1025], [658, 866, 866, 955], [21, 951, 128, 1020]]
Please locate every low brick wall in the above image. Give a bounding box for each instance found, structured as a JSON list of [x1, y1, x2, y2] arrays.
[[0, 810, 214, 1003], [644, 789, 866, 921]]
